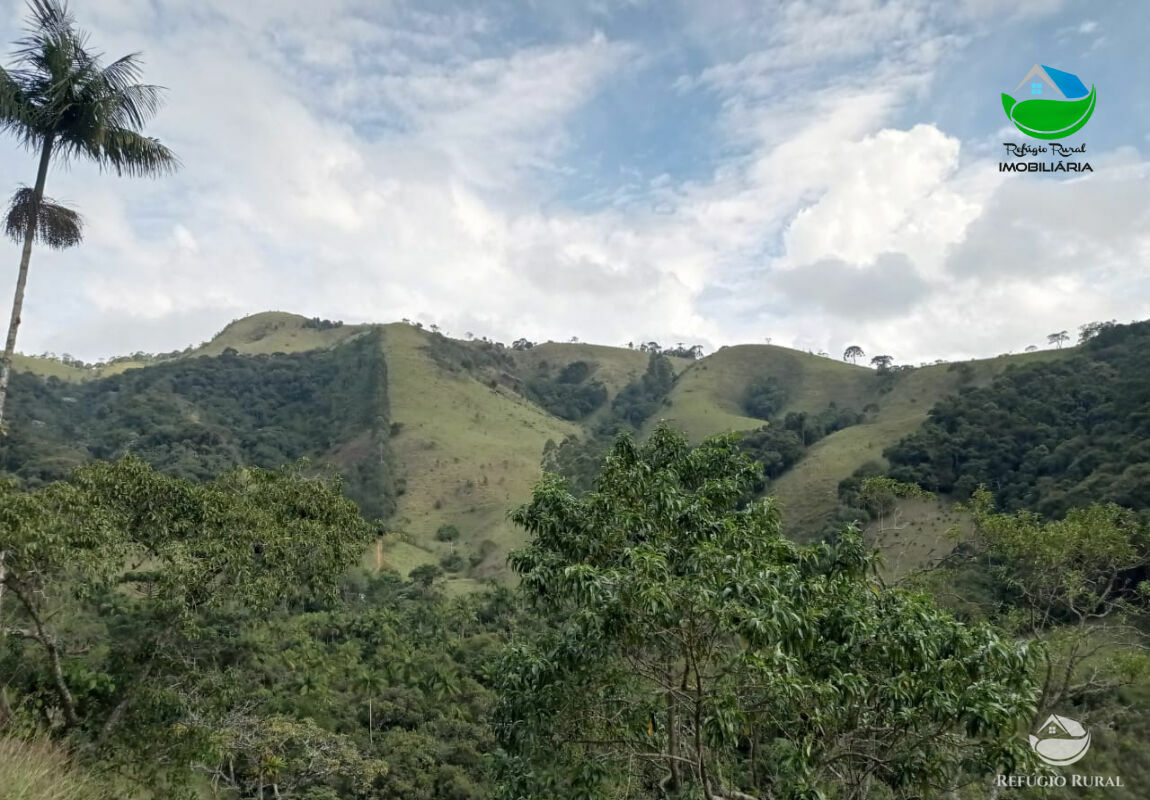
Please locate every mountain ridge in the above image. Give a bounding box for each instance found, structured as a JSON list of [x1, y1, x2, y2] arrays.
[[2, 310, 1079, 587]]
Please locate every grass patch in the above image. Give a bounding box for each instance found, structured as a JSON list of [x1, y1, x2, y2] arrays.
[[0, 738, 111, 800], [650, 345, 872, 442], [381, 323, 578, 575], [191, 311, 369, 357]]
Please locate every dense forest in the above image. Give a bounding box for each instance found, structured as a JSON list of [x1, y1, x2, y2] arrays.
[[884, 321, 1150, 517], [0, 329, 396, 519]]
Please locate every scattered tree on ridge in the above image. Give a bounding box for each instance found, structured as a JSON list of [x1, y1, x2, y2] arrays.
[[869, 354, 893, 371], [1047, 330, 1070, 349], [1079, 319, 1117, 344], [843, 345, 865, 364]]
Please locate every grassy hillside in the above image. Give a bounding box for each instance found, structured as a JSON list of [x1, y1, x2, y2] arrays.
[[381, 323, 579, 584], [9, 353, 93, 382], [191, 310, 370, 356], [642, 343, 1071, 538], [652, 345, 873, 441], [770, 349, 1072, 535], [0, 309, 1085, 582], [0, 738, 112, 800]]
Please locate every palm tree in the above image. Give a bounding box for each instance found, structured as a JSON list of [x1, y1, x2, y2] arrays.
[[0, 0, 178, 429]]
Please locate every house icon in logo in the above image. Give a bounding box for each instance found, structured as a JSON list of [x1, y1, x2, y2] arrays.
[[1014, 64, 1090, 101], [1029, 714, 1091, 766], [1002, 64, 1096, 139]]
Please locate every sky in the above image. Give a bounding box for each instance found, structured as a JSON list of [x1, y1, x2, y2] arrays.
[[0, 0, 1147, 364]]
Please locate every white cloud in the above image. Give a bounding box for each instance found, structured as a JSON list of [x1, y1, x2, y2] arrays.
[[0, 0, 1142, 371]]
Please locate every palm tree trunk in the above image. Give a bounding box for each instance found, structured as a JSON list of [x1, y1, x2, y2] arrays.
[[0, 134, 55, 431]]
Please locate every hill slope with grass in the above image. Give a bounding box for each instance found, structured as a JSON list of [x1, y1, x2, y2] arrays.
[[0, 310, 1092, 582]]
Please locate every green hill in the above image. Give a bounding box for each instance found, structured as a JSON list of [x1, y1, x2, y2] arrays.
[[885, 321, 1150, 517], [190, 310, 370, 357], [0, 310, 1092, 582], [652, 344, 873, 441]]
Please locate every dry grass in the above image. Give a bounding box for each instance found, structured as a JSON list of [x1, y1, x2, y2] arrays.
[[0, 738, 110, 800]]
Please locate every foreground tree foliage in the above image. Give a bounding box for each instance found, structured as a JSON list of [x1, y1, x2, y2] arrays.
[[497, 426, 1040, 800], [949, 490, 1150, 722], [0, 457, 374, 791]]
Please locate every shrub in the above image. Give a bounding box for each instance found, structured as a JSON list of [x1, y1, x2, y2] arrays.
[[436, 524, 461, 542], [439, 552, 466, 573], [742, 376, 788, 420]]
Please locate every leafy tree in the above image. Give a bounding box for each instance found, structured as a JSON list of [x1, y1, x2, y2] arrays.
[[663, 344, 705, 359], [958, 490, 1150, 722], [1046, 331, 1070, 349], [0, 0, 178, 429], [856, 476, 932, 538], [497, 426, 1039, 800], [0, 457, 372, 784], [843, 345, 865, 364], [742, 375, 788, 420], [1024, 345, 1038, 352], [435, 523, 461, 542], [524, 360, 608, 421], [408, 564, 444, 588], [870, 354, 894, 371], [511, 338, 535, 351], [1078, 319, 1117, 344], [611, 353, 674, 427], [736, 424, 804, 481]]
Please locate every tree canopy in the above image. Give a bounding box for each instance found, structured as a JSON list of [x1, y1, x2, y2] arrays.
[[497, 426, 1039, 800]]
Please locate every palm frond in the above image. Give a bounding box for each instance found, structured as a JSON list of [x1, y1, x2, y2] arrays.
[[0, 0, 178, 172], [4, 186, 83, 249], [70, 126, 180, 177], [0, 66, 40, 143], [25, 0, 74, 36], [103, 83, 165, 129]]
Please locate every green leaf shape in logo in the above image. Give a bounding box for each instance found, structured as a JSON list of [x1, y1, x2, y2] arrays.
[[1002, 86, 1096, 140]]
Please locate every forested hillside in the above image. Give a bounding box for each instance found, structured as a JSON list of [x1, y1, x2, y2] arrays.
[[0, 327, 396, 519], [0, 310, 1082, 574], [885, 321, 1150, 517]]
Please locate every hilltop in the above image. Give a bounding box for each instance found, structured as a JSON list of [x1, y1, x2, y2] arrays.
[[1, 310, 1081, 586]]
